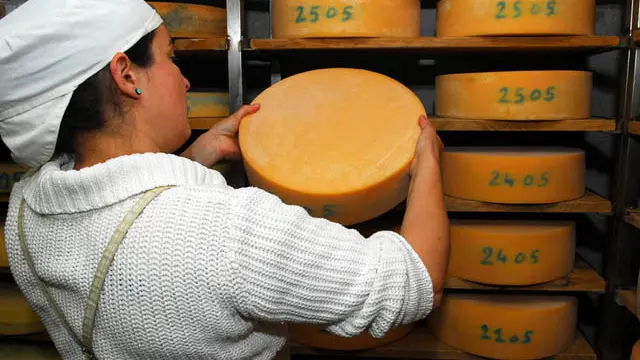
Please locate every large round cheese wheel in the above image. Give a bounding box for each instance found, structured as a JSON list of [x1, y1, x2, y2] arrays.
[[0, 283, 45, 335], [428, 294, 577, 360], [147, 2, 226, 38], [442, 147, 585, 204], [186, 92, 229, 118], [435, 71, 592, 120], [436, 0, 595, 37], [239, 68, 424, 225], [289, 323, 412, 350], [271, 0, 421, 38], [449, 219, 575, 285]]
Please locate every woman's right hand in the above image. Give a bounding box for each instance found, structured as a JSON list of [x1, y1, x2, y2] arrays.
[[410, 114, 443, 178]]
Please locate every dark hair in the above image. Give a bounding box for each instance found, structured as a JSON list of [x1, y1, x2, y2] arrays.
[[54, 30, 157, 155]]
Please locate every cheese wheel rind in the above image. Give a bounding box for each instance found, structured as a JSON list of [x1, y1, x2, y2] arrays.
[[436, 0, 595, 37], [0, 283, 45, 335], [448, 219, 575, 285], [272, 0, 421, 38], [289, 323, 413, 350], [435, 71, 592, 120], [148, 2, 226, 38], [428, 294, 578, 360], [239, 68, 424, 225], [186, 92, 229, 118], [442, 147, 586, 204]]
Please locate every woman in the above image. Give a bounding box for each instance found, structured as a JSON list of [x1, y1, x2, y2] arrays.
[[0, 0, 448, 359]]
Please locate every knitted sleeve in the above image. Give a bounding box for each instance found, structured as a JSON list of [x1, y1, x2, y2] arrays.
[[224, 186, 434, 338]]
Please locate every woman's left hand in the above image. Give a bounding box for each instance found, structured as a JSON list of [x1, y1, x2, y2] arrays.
[[181, 103, 260, 168]]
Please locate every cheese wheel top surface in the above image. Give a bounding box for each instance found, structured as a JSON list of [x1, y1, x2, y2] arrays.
[[240, 68, 423, 195]]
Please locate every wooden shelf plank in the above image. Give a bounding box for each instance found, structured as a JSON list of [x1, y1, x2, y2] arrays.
[[289, 323, 595, 360], [0, 194, 8, 203], [445, 259, 605, 293], [250, 36, 621, 52], [625, 209, 640, 230], [190, 117, 226, 130], [619, 289, 638, 320], [628, 121, 640, 135], [446, 190, 611, 214], [174, 37, 228, 52], [431, 117, 616, 132]]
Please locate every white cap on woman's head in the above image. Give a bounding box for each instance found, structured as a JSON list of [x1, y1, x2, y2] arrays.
[[0, 0, 163, 168]]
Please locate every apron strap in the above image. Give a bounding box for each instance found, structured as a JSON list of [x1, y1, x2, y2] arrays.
[[19, 185, 173, 359]]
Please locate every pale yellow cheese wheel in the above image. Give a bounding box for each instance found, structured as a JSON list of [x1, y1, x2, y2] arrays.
[[239, 68, 424, 225], [435, 71, 592, 120], [428, 294, 578, 360], [148, 2, 226, 38], [271, 0, 421, 38], [442, 147, 586, 204], [448, 219, 575, 285], [0, 283, 45, 335], [436, 0, 595, 37]]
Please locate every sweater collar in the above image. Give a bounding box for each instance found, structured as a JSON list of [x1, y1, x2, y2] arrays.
[[20, 152, 229, 215]]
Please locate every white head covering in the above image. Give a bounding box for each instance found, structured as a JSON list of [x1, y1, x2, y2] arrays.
[[0, 0, 163, 167]]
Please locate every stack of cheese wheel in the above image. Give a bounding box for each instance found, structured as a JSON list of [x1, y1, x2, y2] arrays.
[[442, 147, 585, 204], [428, 294, 578, 359], [239, 67, 425, 349], [147, 2, 226, 38], [0, 342, 61, 360], [435, 70, 592, 121], [448, 219, 575, 285], [271, 0, 421, 38], [436, 0, 595, 37], [0, 282, 45, 336]]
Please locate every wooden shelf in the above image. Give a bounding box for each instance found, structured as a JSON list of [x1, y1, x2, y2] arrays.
[[289, 323, 595, 360], [0, 194, 8, 203], [628, 121, 640, 135], [190, 117, 226, 130], [174, 37, 228, 52], [432, 117, 616, 132], [625, 209, 640, 230], [445, 259, 604, 293], [446, 190, 611, 214], [619, 289, 638, 320], [250, 36, 621, 53]]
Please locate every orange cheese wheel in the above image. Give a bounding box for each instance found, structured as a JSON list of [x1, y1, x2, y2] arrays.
[[435, 71, 592, 120], [428, 294, 577, 360], [147, 2, 226, 38], [239, 68, 424, 225], [271, 0, 421, 38], [0, 283, 45, 335], [449, 219, 575, 285], [632, 340, 640, 360], [436, 0, 595, 37], [442, 147, 585, 204], [186, 92, 229, 118], [289, 323, 412, 350], [0, 343, 61, 359], [0, 163, 27, 194]]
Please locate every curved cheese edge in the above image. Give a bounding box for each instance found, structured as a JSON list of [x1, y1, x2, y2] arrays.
[[147, 2, 226, 38], [428, 294, 578, 360], [449, 219, 576, 285], [272, 0, 421, 38], [441, 147, 586, 204], [435, 71, 592, 120], [436, 0, 595, 37], [239, 68, 424, 225], [0, 283, 45, 335]]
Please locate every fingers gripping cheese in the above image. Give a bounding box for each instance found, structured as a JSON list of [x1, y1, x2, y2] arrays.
[[271, 0, 421, 38], [428, 294, 578, 360], [239, 68, 424, 225], [147, 2, 226, 38], [449, 220, 576, 285], [435, 71, 592, 121], [442, 147, 586, 204], [436, 0, 595, 37]]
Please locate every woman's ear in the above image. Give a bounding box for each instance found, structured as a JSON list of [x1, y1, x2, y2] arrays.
[[109, 52, 140, 99]]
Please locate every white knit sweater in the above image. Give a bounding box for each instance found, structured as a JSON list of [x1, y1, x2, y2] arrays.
[[5, 153, 433, 359]]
